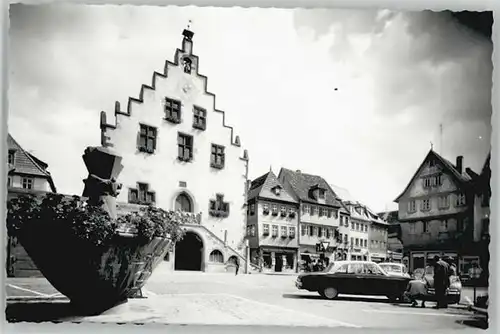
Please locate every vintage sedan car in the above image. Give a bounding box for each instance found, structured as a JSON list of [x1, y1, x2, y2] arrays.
[[379, 263, 411, 278], [413, 266, 462, 304], [295, 260, 411, 301]]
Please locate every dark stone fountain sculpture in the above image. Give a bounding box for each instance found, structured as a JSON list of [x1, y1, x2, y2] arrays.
[[10, 146, 173, 316]]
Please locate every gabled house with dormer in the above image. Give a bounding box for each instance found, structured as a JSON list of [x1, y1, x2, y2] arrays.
[[246, 169, 299, 273], [278, 168, 344, 265], [99, 28, 249, 273], [7, 134, 57, 193], [394, 149, 476, 272], [343, 201, 372, 261]]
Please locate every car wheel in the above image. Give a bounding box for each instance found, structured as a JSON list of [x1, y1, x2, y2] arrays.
[[321, 287, 338, 300]]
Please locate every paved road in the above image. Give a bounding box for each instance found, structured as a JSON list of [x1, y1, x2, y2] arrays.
[[5, 267, 488, 329], [138, 268, 485, 329]]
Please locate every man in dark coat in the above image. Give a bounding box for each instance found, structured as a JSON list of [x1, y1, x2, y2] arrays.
[[433, 255, 450, 309]]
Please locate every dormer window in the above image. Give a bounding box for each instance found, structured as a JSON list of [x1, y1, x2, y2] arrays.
[[318, 189, 326, 199], [272, 186, 282, 196], [309, 184, 327, 201], [8, 149, 15, 165]]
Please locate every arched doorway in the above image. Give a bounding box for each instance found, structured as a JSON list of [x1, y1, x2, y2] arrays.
[[175, 231, 203, 271], [175, 193, 193, 212]]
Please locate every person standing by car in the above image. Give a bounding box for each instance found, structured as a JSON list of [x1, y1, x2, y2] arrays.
[[433, 255, 450, 309], [445, 256, 458, 277]]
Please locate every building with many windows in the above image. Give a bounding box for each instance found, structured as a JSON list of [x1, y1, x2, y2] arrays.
[[344, 201, 371, 261], [6, 133, 57, 277], [394, 149, 476, 272], [100, 28, 249, 273], [278, 169, 344, 265], [246, 170, 299, 273], [378, 210, 404, 263], [368, 213, 389, 263]]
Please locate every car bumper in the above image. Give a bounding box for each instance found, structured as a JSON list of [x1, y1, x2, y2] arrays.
[[295, 280, 303, 289]]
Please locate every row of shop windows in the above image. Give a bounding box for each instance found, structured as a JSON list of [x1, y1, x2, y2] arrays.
[[409, 252, 479, 274], [247, 224, 296, 238]]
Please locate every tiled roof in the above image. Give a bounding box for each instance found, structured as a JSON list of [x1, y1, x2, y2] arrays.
[[248, 170, 297, 204], [394, 149, 473, 203], [7, 134, 57, 192], [344, 202, 371, 221], [278, 168, 342, 208]]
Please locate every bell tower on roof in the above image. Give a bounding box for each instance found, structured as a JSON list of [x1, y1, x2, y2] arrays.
[[179, 21, 196, 75]]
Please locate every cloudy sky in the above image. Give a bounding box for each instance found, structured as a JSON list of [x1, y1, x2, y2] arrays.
[[9, 4, 492, 212]]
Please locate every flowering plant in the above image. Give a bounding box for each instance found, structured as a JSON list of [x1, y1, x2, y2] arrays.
[[7, 193, 186, 247]]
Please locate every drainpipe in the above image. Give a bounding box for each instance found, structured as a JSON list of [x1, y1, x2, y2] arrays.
[[297, 201, 302, 273], [245, 239, 250, 274]]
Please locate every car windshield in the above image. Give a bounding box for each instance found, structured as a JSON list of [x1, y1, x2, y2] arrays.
[[380, 264, 402, 273]]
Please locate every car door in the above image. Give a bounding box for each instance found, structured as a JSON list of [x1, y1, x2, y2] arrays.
[[329, 263, 363, 295], [342, 262, 366, 295], [361, 263, 388, 296]]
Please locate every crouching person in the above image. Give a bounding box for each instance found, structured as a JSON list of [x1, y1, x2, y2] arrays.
[[404, 274, 430, 308]]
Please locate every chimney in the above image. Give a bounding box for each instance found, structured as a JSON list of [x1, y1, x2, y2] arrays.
[[296, 170, 301, 173], [456, 156, 463, 174]]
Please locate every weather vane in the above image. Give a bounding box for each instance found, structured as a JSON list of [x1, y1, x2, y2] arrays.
[[430, 141, 434, 150], [187, 19, 192, 30]]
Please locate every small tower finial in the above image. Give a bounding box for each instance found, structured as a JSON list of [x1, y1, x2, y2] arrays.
[[430, 141, 434, 150], [187, 19, 192, 30], [270, 165, 272, 172]]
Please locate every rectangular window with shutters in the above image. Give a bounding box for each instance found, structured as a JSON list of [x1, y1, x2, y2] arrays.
[[301, 225, 307, 236], [318, 227, 323, 238], [344, 235, 347, 244], [263, 224, 269, 236], [319, 208, 324, 217], [138, 124, 157, 154], [326, 229, 331, 239], [272, 225, 278, 237], [193, 106, 207, 130], [309, 225, 314, 236], [421, 199, 431, 211], [165, 97, 182, 123], [289, 227, 296, 238], [281, 226, 287, 238], [177, 132, 193, 162], [210, 144, 225, 169], [129, 183, 156, 205]]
